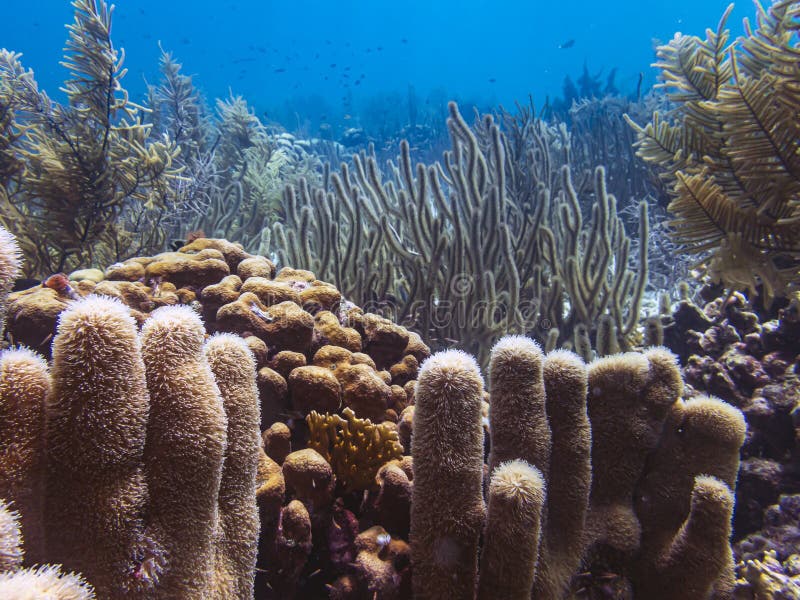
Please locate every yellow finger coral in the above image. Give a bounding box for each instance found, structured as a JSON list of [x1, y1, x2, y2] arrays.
[[306, 407, 403, 493]]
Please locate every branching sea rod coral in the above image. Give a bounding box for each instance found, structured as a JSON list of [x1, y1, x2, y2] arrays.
[[276, 102, 648, 362], [627, 0, 800, 302], [149, 72, 324, 256], [0, 0, 181, 277]]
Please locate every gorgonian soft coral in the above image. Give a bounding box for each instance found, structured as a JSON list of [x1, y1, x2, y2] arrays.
[[627, 1, 800, 304]]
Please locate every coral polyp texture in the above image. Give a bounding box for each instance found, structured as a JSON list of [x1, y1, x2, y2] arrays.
[[0, 225, 20, 333], [0, 499, 95, 599], [0, 286, 263, 598], [410, 350, 486, 600], [408, 339, 748, 600]]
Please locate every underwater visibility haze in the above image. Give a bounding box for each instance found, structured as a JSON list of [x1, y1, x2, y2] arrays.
[[0, 0, 798, 598]]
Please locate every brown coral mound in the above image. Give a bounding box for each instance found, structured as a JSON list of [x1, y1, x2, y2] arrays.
[[5, 239, 429, 429]]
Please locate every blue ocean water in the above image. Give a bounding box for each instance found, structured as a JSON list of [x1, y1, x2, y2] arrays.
[[2, 0, 748, 130]]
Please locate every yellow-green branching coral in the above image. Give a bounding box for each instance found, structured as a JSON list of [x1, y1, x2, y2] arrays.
[[627, 1, 800, 302], [306, 407, 403, 493]]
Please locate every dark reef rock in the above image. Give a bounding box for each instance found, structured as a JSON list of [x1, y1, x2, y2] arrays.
[[735, 494, 800, 562], [666, 291, 800, 543]]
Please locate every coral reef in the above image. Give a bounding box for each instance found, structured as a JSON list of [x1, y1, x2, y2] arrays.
[[306, 407, 404, 493], [662, 289, 800, 541], [147, 53, 324, 258], [0, 228, 434, 597], [0, 221, 786, 600], [733, 550, 800, 599], [735, 494, 800, 564], [1, 0, 797, 596]]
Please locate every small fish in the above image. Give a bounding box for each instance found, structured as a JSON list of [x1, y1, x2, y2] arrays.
[[376, 533, 391, 548], [330, 63, 337, 68], [343, 114, 352, 120], [274, 68, 286, 73], [400, 38, 408, 44], [488, 77, 496, 83], [43, 274, 80, 301], [12, 278, 40, 292], [558, 39, 575, 49]]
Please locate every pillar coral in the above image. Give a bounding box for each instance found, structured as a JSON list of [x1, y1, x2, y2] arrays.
[[410, 350, 485, 600], [0, 297, 261, 598], [46, 296, 151, 598]]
